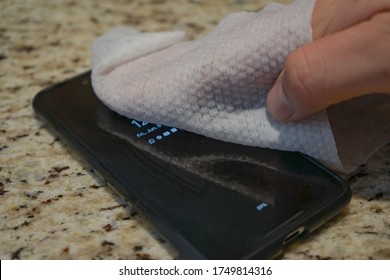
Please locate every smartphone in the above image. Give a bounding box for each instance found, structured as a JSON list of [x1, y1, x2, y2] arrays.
[[33, 71, 351, 259]]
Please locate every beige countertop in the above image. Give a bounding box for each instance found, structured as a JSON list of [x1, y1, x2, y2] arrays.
[[1, 0, 389, 260]]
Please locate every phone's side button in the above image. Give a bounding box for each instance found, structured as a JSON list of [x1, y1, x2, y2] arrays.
[[283, 227, 306, 245]]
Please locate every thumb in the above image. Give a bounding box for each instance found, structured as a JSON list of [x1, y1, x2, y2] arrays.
[[266, 16, 390, 122]]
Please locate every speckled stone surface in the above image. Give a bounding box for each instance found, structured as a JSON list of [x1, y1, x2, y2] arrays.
[[0, 0, 389, 260]]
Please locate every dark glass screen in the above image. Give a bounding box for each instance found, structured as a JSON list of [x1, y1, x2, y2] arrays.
[[34, 72, 348, 259]]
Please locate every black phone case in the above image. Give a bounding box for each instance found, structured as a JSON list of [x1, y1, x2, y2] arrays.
[[33, 71, 351, 259]]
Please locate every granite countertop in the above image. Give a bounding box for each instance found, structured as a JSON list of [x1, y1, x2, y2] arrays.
[[1, 0, 389, 260]]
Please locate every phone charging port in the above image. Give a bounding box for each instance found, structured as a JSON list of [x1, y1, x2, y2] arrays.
[[283, 227, 305, 245]]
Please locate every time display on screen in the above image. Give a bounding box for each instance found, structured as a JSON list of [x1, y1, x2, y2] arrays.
[[130, 119, 180, 145]]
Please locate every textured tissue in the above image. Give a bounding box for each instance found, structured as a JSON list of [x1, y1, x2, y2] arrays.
[[91, 0, 390, 173]]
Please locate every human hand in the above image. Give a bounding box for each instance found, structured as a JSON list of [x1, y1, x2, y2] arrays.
[[266, 0, 390, 121]]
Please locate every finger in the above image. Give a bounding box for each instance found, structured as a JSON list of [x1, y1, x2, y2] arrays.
[[312, 0, 390, 39], [266, 14, 390, 121]]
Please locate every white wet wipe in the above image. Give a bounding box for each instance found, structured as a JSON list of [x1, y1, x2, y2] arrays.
[[91, 0, 390, 173]]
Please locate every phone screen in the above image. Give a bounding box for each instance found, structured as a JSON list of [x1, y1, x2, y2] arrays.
[[34, 72, 350, 259]]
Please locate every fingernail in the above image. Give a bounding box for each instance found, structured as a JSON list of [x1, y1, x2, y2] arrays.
[[267, 81, 295, 121]]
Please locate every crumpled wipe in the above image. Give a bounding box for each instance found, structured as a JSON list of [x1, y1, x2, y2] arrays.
[[91, 0, 390, 173]]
